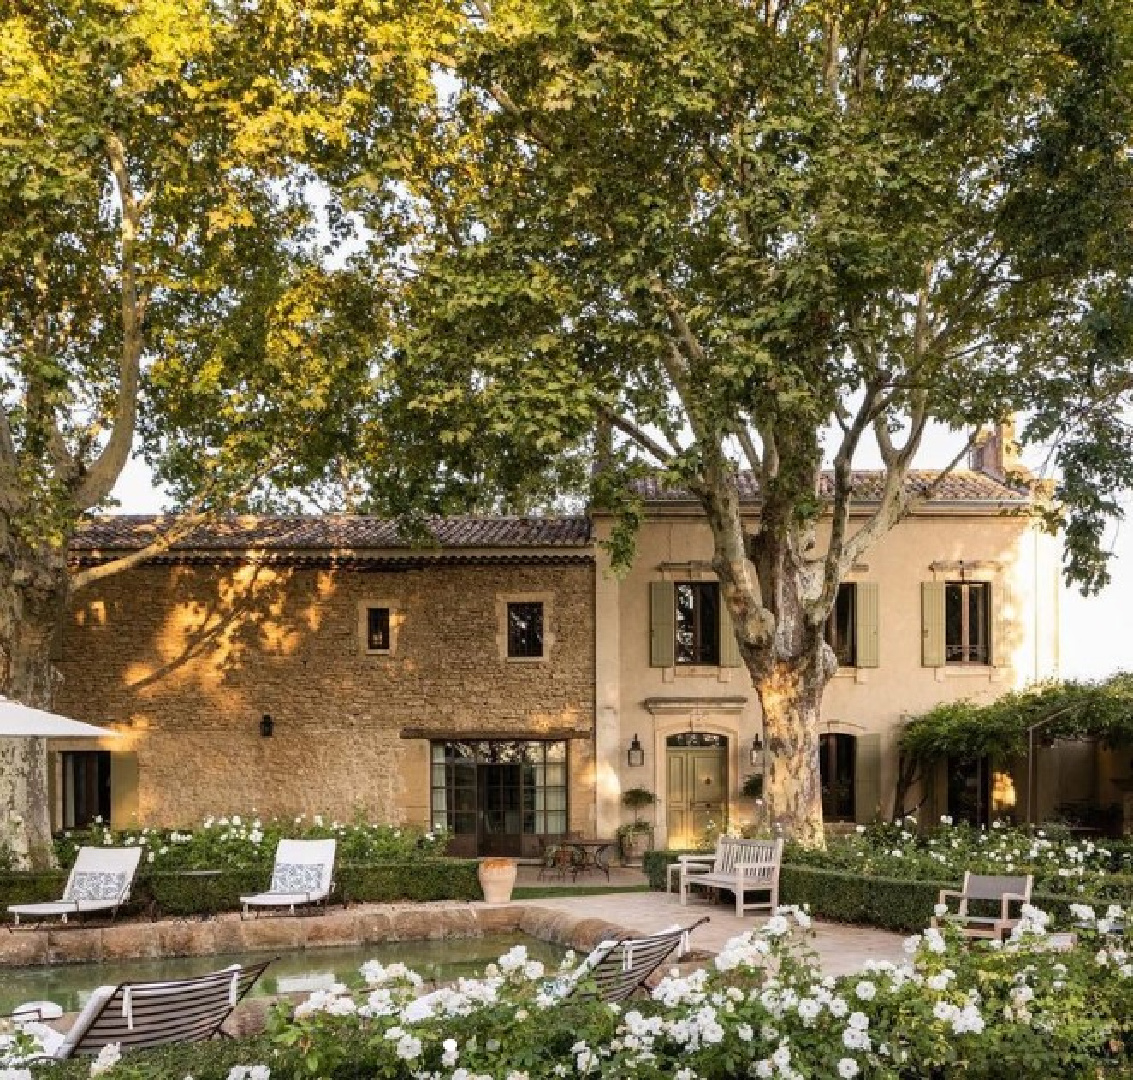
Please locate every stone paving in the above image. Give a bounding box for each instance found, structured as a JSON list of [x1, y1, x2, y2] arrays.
[[519, 891, 909, 977]]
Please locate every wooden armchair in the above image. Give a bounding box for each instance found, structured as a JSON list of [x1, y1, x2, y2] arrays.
[[931, 872, 1033, 940]]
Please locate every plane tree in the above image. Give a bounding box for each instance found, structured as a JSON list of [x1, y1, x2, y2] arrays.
[[333, 0, 1133, 844]]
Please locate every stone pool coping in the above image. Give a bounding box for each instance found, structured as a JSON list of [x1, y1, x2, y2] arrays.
[[0, 901, 670, 969]]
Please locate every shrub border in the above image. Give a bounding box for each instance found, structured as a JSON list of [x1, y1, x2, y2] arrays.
[[0, 859, 482, 920], [643, 850, 1132, 933]]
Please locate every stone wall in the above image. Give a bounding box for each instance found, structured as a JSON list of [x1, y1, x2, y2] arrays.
[[53, 559, 596, 833]]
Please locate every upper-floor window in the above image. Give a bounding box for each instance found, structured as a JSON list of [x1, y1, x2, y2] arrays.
[[507, 601, 544, 658], [825, 584, 857, 667], [945, 581, 991, 664], [675, 582, 720, 666], [366, 607, 391, 652]]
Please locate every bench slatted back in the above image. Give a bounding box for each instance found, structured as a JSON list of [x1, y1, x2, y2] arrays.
[[66, 960, 271, 1057], [961, 872, 1032, 904], [713, 838, 781, 876], [575, 918, 709, 1003]]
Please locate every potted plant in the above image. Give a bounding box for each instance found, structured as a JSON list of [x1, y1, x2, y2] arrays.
[[477, 857, 518, 904], [618, 787, 656, 865]]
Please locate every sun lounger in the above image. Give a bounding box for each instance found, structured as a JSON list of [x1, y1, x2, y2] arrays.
[[567, 917, 709, 1002], [12, 961, 270, 1059], [8, 846, 142, 927], [239, 838, 336, 916]]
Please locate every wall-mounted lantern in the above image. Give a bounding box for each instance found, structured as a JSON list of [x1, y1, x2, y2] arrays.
[[260, 713, 275, 738], [749, 735, 764, 769], [628, 734, 645, 768]]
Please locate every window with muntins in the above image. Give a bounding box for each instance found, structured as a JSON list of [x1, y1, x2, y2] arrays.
[[366, 607, 391, 652], [819, 734, 856, 822], [674, 581, 720, 665], [507, 601, 544, 658], [825, 583, 857, 666], [945, 581, 991, 664]]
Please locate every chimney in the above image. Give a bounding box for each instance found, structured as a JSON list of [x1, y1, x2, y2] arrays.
[[970, 419, 1021, 482]]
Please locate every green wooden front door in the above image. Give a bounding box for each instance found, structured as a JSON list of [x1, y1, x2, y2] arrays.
[[666, 743, 727, 849]]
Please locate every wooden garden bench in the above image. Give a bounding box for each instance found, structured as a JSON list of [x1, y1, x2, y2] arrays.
[[931, 872, 1033, 940], [677, 837, 783, 917]]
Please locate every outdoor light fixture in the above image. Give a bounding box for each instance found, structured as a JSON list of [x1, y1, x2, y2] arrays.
[[750, 735, 764, 768], [628, 734, 645, 767], [260, 713, 274, 738]]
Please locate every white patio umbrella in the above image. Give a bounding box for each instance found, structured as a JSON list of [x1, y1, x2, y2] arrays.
[[0, 696, 120, 739]]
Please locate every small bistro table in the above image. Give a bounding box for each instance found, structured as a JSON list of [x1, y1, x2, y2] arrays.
[[566, 838, 618, 880]]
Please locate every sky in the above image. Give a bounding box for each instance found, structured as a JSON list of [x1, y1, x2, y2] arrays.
[[108, 426, 1133, 682]]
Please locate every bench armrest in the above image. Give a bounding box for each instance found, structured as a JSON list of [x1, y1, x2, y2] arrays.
[[1000, 892, 1029, 920], [937, 889, 963, 905], [676, 856, 714, 865]]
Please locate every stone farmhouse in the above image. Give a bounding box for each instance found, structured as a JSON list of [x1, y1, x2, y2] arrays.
[[52, 445, 1080, 852]]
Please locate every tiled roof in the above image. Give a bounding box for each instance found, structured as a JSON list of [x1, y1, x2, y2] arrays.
[[71, 514, 593, 553], [630, 469, 1030, 504]]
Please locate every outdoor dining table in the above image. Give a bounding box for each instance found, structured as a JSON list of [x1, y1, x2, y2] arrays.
[[566, 838, 618, 879]]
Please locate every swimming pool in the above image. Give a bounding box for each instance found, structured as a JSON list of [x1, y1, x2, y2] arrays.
[[0, 933, 564, 1015]]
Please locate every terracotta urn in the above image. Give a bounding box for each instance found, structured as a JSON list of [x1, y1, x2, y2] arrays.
[[477, 857, 518, 904]]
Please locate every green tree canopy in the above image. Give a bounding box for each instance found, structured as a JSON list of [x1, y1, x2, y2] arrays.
[[0, 0, 403, 863], [315, 0, 1133, 843], [900, 675, 1133, 767]]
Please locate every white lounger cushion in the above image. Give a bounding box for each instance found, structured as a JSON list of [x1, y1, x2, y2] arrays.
[[240, 892, 324, 907]]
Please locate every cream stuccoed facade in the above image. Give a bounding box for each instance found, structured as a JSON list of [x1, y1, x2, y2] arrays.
[[592, 471, 1065, 847]]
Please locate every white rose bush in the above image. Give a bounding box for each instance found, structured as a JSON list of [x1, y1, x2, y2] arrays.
[[52, 816, 447, 872], [785, 819, 1133, 904], [45, 904, 1131, 1079]]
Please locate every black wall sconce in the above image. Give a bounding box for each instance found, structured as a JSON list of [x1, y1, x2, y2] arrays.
[[627, 734, 645, 767], [260, 713, 274, 738], [749, 735, 764, 768]]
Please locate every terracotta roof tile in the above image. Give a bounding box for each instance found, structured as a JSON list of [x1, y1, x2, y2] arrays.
[[71, 514, 593, 553], [630, 469, 1029, 504]]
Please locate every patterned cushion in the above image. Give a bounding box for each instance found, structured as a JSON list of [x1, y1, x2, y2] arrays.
[[65, 871, 128, 903], [269, 863, 324, 895]]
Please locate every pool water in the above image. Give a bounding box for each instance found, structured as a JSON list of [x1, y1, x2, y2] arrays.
[[0, 933, 565, 1015]]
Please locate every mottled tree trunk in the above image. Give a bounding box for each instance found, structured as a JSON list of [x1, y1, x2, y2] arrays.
[[754, 662, 826, 849], [0, 525, 69, 869]]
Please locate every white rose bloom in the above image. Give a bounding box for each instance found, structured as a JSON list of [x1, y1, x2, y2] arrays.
[[90, 1043, 122, 1077], [855, 980, 876, 1001], [838, 1058, 860, 1078]]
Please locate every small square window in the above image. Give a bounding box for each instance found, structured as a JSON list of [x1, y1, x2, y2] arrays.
[[367, 607, 391, 652], [507, 601, 544, 658]]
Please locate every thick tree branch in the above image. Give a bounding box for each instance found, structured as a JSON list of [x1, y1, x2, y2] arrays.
[[0, 405, 14, 464], [75, 133, 146, 511], [814, 379, 885, 615], [598, 405, 677, 466]]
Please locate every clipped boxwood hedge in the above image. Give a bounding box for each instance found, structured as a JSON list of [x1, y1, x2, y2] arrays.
[[645, 850, 1132, 933], [29, 1036, 275, 1079], [0, 859, 481, 920]]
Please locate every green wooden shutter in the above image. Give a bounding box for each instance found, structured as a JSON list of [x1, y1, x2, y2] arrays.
[[854, 582, 880, 668], [110, 751, 140, 830], [718, 593, 743, 667], [854, 733, 883, 824], [921, 582, 946, 667], [650, 581, 676, 668]]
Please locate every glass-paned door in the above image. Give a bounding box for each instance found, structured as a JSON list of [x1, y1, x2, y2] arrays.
[[431, 740, 568, 856]]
